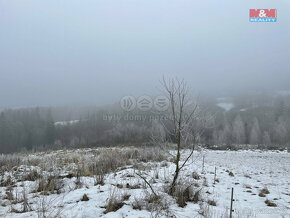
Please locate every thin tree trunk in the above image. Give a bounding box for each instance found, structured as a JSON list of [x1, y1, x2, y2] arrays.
[[169, 125, 181, 195]]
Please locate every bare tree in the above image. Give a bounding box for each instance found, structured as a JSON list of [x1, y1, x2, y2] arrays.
[[161, 77, 207, 195]]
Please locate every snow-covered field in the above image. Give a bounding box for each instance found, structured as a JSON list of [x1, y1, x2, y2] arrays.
[[0, 147, 289, 218], [216, 103, 234, 111]]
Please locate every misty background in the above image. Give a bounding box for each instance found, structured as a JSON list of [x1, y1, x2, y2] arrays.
[[1, 0, 290, 108], [0, 1, 290, 153]]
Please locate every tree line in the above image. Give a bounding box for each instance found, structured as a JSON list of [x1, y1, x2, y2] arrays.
[[0, 95, 289, 153]]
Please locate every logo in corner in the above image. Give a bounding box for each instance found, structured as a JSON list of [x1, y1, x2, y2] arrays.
[[249, 9, 277, 22]]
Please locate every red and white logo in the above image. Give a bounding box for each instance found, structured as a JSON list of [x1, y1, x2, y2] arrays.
[[249, 9, 277, 22]]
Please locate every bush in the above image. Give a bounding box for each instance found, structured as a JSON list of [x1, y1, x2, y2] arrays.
[[259, 192, 266, 197], [192, 172, 200, 180], [143, 192, 173, 217], [132, 197, 143, 210], [265, 199, 277, 207], [166, 180, 202, 207], [261, 188, 270, 194], [37, 176, 63, 194], [94, 173, 105, 186], [81, 194, 89, 201], [104, 191, 124, 214], [207, 199, 216, 206], [23, 170, 41, 181]]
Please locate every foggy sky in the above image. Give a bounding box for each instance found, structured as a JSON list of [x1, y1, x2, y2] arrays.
[[0, 0, 290, 108]]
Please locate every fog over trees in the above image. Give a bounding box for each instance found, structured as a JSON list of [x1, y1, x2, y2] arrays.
[[0, 1, 289, 154], [0, 1, 290, 217], [0, 92, 289, 153]]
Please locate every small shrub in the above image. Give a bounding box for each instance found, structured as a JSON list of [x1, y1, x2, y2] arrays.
[[94, 174, 105, 186], [193, 189, 202, 203], [261, 188, 270, 194], [0, 175, 13, 187], [5, 186, 14, 201], [37, 176, 63, 194], [175, 187, 190, 207], [207, 199, 216, 206], [104, 192, 124, 214], [203, 178, 209, 187], [194, 183, 200, 187], [132, 197, 143, 210], [192, 172, 200, 180], [259, 192, 266, 197], [81, 194, 89, 201], [23, 170, 40, 181], [161, 162, 168, 167], [259, 188, 270, 197], [126, 183, 141, 189], [10, 207, 24, 213], [169, 182, 202, 207], [143, 192, 172, 217], [146, 194, 161, 205], [228, 171, 234, 177], [265, 199, 277, 207], [116, 184, 123, 189], [122, 194, 131, 201]]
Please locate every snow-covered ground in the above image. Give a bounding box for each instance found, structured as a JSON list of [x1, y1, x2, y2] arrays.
[[216, 103, 234, 111], [0, 148, 289, 218], [54, 120, 80, 126], [216, 97, 234, 111]]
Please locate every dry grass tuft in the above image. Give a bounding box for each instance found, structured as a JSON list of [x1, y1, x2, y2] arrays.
[[192, 172, 200, 180], [261, 188, 270, 194], [37, 176, 63, 194], [265, 199, 277, 207], [104, 192, 124, 214], [259, 187, 270, 197], [81, 194, 89, 201], [207, 199, 216, 206]]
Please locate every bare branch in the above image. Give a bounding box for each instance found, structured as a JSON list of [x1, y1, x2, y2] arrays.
[[136, 172, 158, 197]]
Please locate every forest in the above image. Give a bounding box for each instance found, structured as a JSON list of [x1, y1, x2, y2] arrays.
[[1, 92, 289, 153]]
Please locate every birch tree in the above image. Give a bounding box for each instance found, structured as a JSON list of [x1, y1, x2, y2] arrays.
[[161, 77, 208, 195]]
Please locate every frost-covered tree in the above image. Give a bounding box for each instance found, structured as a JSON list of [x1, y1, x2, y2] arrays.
[[262, 131, 271, 146], [151, 120, 166, 144], [161, 77, 207, 195], [249, 117, 261, 145], [213, 123, 231, 145], [232, 115, 246, 144], [222, 123, 232, 144], [272, 117, 287, 144]]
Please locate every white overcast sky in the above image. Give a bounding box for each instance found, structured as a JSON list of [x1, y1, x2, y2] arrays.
[[0, 0, 289, 108]]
